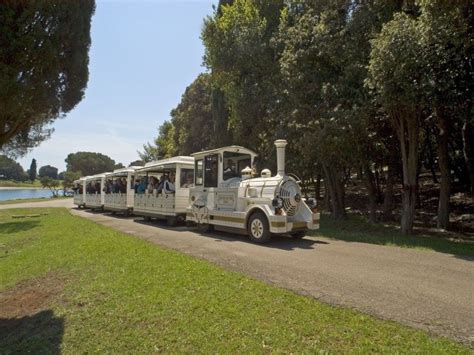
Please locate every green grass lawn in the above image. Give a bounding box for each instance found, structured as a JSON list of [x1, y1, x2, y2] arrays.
[[0, 196, 71, 205], [0, 208, 469, 353], [0, 180, 44, 188], [312, 214, 474, 257]]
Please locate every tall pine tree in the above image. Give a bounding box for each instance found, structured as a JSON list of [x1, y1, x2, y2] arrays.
[[29, 158, 37, 182]]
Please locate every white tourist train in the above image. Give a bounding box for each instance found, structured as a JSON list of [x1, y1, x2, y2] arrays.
[[132, 156, 194, 225], [186, 140, 320, 242], [103, 167, 140, 215], [84, 173, 108, 210], [73, 177, 87, 208], [73, 139, 319, 243]]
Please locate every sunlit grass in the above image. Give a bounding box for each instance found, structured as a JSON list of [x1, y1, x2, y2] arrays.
[[0, 208, 469, 353]]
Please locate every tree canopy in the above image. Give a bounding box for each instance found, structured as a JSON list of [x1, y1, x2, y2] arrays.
[[0, 155, 25, 180], [38, 165, 59, 179], [65, 152, 116, 176], [0, 0, 95, 157], [142, 0, 473, 234]]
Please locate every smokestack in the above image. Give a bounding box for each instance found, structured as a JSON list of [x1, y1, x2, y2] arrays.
[[274, 139, 288, 176]]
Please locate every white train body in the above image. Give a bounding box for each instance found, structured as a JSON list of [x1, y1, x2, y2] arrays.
[[133, 156, 194, 224], [186, 140, 320, 242], [84, 173, 107, 209], [104, 167, 140, 214], [73, 177, 87, 208]]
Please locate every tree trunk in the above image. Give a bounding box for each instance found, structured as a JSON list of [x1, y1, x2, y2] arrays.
[[397, 114, 420, 235], [364, 166, 377, 223], [436, 108, 450, 229], [322, 163, 346, 220], [314, 174, 321, 200], [425, 127, 439, 183], [462, 120, 474, 195], [382, 164, 394, 221]]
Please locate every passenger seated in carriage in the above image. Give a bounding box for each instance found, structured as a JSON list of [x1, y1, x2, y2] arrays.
[[147, 176, 159, 193], [163, 172, 175, 193], [182, 173, 194, 188], [134, 178, 146, 194], [120, 177, 127, 193]]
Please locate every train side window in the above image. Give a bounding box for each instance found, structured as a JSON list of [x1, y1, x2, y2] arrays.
[[180, 168, 194, 188], [204, 154, 218, 188], [195, 160, 203, 186]]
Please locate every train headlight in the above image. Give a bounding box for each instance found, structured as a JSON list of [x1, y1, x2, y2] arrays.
[[307, 197, 317, 209], [272, 197, 283, 209]]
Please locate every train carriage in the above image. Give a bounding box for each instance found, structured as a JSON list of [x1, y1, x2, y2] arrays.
[[186, 140, 320, 243], [103, 167, 140, 215], [73, 177, 87, 208], [84, 173, 108, 210], [133, 156, 194, 225]]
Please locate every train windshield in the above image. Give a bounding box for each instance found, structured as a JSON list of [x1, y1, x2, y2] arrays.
[[223, 151, 251, 181]]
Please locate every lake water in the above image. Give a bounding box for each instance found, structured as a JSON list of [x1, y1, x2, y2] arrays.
[[0, 188, 63, 201]]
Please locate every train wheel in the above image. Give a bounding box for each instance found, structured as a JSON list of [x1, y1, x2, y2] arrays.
[[197, 223, 213, 233], [248, 212, 271, 243], [290, 230, 307, 239], [166, 217, 177, 227]]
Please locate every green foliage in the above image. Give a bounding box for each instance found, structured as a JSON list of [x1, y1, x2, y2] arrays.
[[0, 1, 95, 156], [65, 152, 116, 176], [367, 13, 425, 113], [0, 180, 42, 188], [39, 177, 61, 197], [171, 73, 214, 155], [144, 1, 472, 230], [38, 165, 58, 179], [128, 160, 145, 167], [62, 171, 81, 191], [0, 208, 469, 353], [202, 0, 285, 156], [139, 121, 176, 161], [0, 155, 25, 181], [28, 159, 37, 182]]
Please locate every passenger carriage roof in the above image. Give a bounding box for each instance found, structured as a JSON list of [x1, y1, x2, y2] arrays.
[[191, 145, 257, 158], [85, 173, 108, 181], [136, 156, 194, 173], [106, 166, 141, 177]]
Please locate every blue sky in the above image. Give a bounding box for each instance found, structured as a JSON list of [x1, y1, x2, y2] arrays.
[[18, 0, 215, 172]]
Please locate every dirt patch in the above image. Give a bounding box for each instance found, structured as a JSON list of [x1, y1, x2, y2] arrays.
[[0, 273, 65, 319]]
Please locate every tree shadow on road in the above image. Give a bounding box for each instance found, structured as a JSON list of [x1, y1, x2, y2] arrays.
[[132, 216, 328, 250], [314, 214, 474, 257]]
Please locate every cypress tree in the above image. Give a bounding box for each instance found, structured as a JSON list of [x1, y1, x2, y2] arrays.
[[29, 159, 37, 182]]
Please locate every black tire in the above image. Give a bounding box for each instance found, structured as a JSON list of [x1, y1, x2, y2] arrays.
[[197, 223, 213, 233], [166, 217, 177, 227], [248, 212, 271, 243], [290, 229, 307, 239]]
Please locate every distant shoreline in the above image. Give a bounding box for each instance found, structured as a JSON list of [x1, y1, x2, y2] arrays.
[[0, 186, 44, 190]]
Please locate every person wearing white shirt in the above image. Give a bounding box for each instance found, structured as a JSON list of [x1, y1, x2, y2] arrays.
[[163, 172, 175, 193]]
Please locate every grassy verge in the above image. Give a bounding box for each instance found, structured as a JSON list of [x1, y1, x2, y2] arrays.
[[0, 196, 71, 205], [311, 214, 474, 257], [0, 180, 44, 188], [0, 208, 469, 353]]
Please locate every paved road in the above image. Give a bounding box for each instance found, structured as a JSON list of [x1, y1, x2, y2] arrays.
[[2, 200, 473, 345], [0, 198, 74, 210]]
